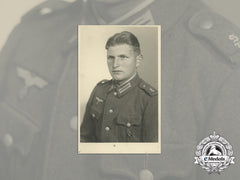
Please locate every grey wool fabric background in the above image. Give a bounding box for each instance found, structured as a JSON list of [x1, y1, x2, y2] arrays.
[[1, 0, 240, 180]]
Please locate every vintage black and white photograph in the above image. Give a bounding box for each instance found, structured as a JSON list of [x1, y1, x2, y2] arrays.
[[78, 25, 161, 153]]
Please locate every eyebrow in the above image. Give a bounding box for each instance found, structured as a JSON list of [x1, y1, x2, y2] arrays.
[[107, 55, 115, 59], [107, 54, 128, 58], [118, 54, 128, 58]]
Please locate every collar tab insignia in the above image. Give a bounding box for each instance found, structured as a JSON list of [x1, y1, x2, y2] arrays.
[[118, 82, 132, 94]]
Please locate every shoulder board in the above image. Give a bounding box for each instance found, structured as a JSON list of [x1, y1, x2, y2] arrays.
[[139, 81, 158, 96], [21, 0, 78, 21], [189, 9, 240, 66], [97, 79, 111, 86]]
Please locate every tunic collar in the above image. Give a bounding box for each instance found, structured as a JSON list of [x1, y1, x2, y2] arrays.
[[108, 74, 141, 98], [28, 0, 199, 33], [90, 0, 197, 32]]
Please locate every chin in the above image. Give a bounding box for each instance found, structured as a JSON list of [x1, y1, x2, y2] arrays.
[[113, 77, 123, 81], [112, 75, 124, 81]]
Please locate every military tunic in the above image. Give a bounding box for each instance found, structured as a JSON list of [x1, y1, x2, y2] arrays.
[[80, 75, 158, 142]]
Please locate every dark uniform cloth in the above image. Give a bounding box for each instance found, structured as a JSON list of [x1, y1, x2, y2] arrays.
[[80, 74, 158, 142], [1, 0, 240, 180]]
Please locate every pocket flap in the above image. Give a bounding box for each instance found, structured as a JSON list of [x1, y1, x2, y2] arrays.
[[0, 102, 40, 156], [116, 114, 141, 126], [89, 107, 102, 120]]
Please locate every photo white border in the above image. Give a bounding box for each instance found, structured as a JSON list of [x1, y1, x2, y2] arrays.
[[78, 25, 161, 154]]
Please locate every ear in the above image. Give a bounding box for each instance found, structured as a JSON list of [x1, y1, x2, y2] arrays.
[[136, 54, 143, 68]]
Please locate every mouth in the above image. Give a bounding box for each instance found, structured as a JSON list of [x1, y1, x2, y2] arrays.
[[112, 70, 122, 73]]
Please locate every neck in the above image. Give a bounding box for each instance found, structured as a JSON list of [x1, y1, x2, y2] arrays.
[[115, 73, 137, 87]]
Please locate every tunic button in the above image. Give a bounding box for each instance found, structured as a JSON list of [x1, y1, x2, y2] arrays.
[[200, 20, 213, 30], [109, 109, 113, 113], [3, 134, 13, 147], [92, 113, 96, 118], [149, 88, 155, 92], [143, 84, 146, 88], [40, 7, 52, 15], [113, 92, 117, 96], [70, 116, 78, 131], [105, 127, 110, 131], [126, 122, 131, 127], [62, 0, 76, 2], [139, 169, 153, 180]]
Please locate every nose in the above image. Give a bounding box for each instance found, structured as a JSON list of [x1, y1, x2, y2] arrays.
[[113, 58, 120, 68]]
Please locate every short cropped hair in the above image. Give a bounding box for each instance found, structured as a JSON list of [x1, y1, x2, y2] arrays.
[[105, 31, 141, 55]]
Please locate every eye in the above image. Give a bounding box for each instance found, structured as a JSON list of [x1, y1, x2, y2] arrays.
[[119, 55, 128, 60], [107, 56, 114, 61]]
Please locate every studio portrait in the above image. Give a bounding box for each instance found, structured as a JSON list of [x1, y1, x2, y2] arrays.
[[78, 26, 160, 153]]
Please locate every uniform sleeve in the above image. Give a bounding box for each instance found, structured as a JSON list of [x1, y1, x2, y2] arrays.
[[142, 95, 158, 142], [80, 86, 97, 142]]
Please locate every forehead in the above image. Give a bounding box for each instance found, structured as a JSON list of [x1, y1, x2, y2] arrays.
[[107, 44, 135, 55]]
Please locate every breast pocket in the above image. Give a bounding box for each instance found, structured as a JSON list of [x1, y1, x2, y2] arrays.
[[89, 94, 105, 119], [116, 114, 142, 142], [0, 102, 40, 156], [89, 106, 102, 121]]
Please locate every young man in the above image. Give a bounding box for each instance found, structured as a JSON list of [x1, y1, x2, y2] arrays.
[[80, 31, 158, 142]]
